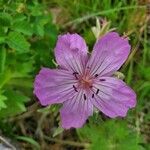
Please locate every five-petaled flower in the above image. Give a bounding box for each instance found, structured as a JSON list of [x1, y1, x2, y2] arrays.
[[34, 32, 136, 129]]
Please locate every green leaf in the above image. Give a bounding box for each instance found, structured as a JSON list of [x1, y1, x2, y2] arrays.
[[0, 90, 30, 118], [7, 32, 30, 53], [44, 23, 58, 47], [13, 14, 27, 22], [0, 47, 6, 73], [0, 12, 12, 27], [12, 21, 33, 36], [34, 24, 44, 37], [29, 2, 45, 16], [0, 70, 12, 88], [0, 36, 6, 44], [37, 15, 52, 26], [33, 15, 52, 37], [37, 105, 51, 113], [0, 27, 7, 44], [0, 94, 7, 110], [7, 78, 33, 89], [137, 64, 150, 80], [126, 60, 133, 84], [15, 136, 40, 150], [53, 126, 64, 137], [13, 59, 34, 78]]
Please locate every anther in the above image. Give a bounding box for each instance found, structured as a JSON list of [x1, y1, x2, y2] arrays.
[[73, 85, 78, 92], [100, 79, 106, 81], [94, 74, 98, 77], [92, 94, 94, 98], [83, 94, 86, 100], [96, 89, 99, 95], [73, 72, 79, 79], [73, 72, 79, 75]]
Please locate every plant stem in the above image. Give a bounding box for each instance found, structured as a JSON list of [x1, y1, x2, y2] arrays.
[[44, 136, 90, 148]]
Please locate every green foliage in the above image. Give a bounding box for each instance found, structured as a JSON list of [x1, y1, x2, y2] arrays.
[[78, 120, 143, 150], [0, 12, 12, 27], [0, 47, 6, 73], [0, 0, 58, 119], [7, 31, 30, 53], [0, 94, 7, 110], [0, 90, 30, 118], [12, 20, 33, 36]]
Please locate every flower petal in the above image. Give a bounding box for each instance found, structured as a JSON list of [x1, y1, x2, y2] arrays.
[[92, 77, 136, 118], [87, 32, 131, 76], [54, 33, 88, 73], [60, 90, 93, 129], [34, 68, 78, 106]]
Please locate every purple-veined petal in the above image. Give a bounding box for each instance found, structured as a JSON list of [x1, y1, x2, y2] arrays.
[[34, 68, 78, 106], [91, 77, 136, 118], [87, 32, 131, 77], [60, 90, 93, 129], [54, 33, 88, 74]]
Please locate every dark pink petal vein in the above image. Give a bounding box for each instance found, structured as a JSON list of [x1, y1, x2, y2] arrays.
[[34, 32, 136, 129]]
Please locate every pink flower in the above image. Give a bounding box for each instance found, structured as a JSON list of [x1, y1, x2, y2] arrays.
[[34, 32, 136, 129]]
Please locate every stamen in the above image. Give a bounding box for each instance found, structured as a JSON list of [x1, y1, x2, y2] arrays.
[[73, 85, 78, 92], [94, 74, 98, 77], [96, 89, 99, 95], [73, 72, 79, 75], [99, 79, 106, 81], [73, 72, 79, 79], [83, 94, 86, 100], [92, 94, 94, 98]]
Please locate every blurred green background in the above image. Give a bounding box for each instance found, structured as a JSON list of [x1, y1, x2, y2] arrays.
[[0, 0, 150, 149]]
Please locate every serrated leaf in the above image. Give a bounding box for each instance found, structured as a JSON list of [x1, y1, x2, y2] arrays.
[[77, 120, 142, 150], [7, 32, 30, 53], [37, 15, 52, 26], [12, 21, 33, 36], [13, 59, 34, 77], [34, 24, 44, 37], [13, 14, 27, 22], [29, 3, 44, 16], [0, 12, 12, 27], [0, 90, 30, 118], [33, 15, 52, 37]]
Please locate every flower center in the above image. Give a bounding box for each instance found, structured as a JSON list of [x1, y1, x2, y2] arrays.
[[73, 72, 93, 90], [79, 77, 93, 89], [72, 71, 103, 100]]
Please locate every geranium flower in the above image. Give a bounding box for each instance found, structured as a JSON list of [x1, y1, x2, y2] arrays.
[[34, 32, 136, 129]]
